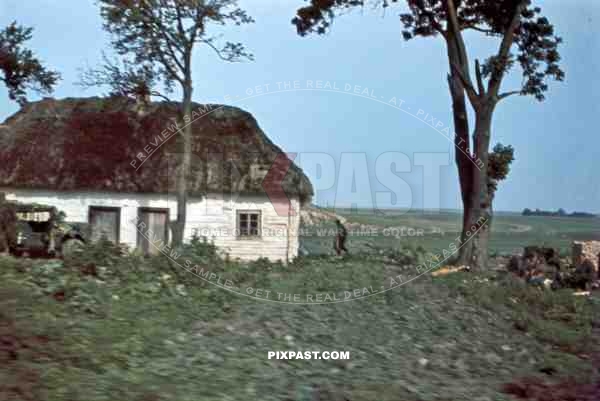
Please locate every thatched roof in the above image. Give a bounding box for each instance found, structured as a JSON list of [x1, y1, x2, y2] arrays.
[[0, 97, 313, 203]]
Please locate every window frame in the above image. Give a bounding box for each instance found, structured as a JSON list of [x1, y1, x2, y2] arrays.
[[236, 210, 262, 239], [88, 206, 121, 243]]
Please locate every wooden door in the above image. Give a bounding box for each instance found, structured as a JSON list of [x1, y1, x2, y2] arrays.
[[89, 206, 120, 243], [138, 208, 168, 255]]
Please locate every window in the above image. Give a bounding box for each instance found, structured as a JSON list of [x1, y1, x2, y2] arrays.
[[89, 206, 120, 243], [237, 211, 261, 238]]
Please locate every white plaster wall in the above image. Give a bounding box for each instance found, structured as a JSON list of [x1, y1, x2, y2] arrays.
[[2, 188, 301, 262]]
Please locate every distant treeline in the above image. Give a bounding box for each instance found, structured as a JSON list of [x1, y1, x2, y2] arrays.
[[522, 208, 597, 218]]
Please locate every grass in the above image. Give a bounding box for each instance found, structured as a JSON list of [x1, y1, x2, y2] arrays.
[[2, 228, 600, 401], [302, 208, 600, 257]]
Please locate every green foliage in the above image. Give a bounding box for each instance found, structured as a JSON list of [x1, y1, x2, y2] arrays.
[[522, 208, 596, 218], [0, 21, 60, 105], [62, 237, 123, 269], [183, 233, 222, 261], [293, 0, 564, 101], [488, 142, 515, 195], [293, 0, 363, 35], [488, 143, 515, 182], [90, 0, 254, 99]]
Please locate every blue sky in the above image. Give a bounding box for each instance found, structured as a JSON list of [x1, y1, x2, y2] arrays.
[[1, 0, 599, 213]]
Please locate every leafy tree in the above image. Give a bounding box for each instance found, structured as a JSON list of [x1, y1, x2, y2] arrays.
[[0, 22, 60, 106], [93, 0, 253, 246], [293, 0, 563, 268]]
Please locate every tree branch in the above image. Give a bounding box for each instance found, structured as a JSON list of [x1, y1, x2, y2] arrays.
[[197, 4, 209, 34], [461, 20, 495, 35], [151, 90, 172, 102], [199, 38, 243, 62], [446, 0, 474, 92], [475, 59, 485, 96], [139, 5, 186, 73], [175, 4, 186, 40], [157, 14, 187, 70], [451, 62, 479, 105], [156, 49, 184, 84], [498, 90, 521, 101], [487, 0, 527, 97], [445, 0, 468, 64], [468, 26, 495, 34]]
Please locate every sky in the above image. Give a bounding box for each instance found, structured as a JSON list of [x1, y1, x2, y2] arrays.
[[1, 0, 599, 213]]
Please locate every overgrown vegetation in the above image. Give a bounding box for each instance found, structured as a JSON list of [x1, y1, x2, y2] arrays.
[[2, 237, 599, 400]]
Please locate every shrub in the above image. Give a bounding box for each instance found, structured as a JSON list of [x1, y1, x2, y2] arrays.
[[62, 238, 124, 268], [181, 234, 222, 262], [0, 200, 17, 252]]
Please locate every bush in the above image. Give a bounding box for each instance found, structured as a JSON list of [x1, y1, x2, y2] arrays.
[[179, 234, 223, 263], [62, 238, 124, 268], [0, 201, 17, 252]]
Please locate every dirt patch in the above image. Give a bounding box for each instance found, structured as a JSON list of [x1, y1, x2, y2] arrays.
[[301, 207, 347, 226], [509, 224, 533, 233], [504, 331, 600, 401], [503, 376, 600, 401]]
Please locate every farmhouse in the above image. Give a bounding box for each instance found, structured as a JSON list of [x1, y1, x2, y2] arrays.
[[0, 97, 313, 262]]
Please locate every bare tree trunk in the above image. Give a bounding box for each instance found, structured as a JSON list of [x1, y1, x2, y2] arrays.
[[448, 76, 475, 265], [466, 105, 494, 269], [445, 33, 475, 266], [172, 84, 193, 247]]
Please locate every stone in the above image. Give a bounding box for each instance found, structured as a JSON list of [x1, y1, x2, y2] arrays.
[[572, 240, 600, 275], [570, 258, 596, 290], [485, 352, 502, 364]]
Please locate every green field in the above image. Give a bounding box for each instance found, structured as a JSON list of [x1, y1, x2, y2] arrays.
[[301, 208, 600, 257]]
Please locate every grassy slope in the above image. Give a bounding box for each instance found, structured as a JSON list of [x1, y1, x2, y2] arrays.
[[2, 237, 600, 401]]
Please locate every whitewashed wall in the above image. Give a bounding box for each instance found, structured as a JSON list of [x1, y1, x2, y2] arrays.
[[2, 188, 301, 262]]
